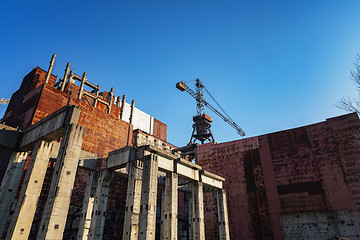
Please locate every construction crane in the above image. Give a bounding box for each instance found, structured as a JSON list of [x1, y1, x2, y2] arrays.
[[0, 98, 9, 105], [176, 78, 245, 145]]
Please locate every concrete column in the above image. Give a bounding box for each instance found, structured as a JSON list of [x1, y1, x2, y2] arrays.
[[78, 72, 87, 100], [186, 192, 194, 240], [77, 171, 99, 240], [69, 70, 75, 84], [122, 160, 143, 240], [138, 154, 158, 240], [189, 182, 205, 240], [60, 62, 71, 92], [129, 100, 135, 124], [215, 189, 230, 240], [5, 141, 53, 240], [120, 95, 126, 120], [107, 88, 114, 114], [94, 85, 100, 108], [160, 172, 178, 240], [0, 151, 28, 237], [36, 124, 84, 240], [45, 54, 56, 84], [88, 169, 113, 240]]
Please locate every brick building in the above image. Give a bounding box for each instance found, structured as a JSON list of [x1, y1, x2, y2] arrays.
[[198, 112, 360, 239]]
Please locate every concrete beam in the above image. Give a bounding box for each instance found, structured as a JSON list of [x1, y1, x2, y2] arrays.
[[200, 174, 222, 189], [107, 146, 136, 170], [20, 105, 81, 151], [0, 124, 22, 150]]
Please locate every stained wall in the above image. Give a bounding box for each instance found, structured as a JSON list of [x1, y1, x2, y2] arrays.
[[197, 113, 360, 240]]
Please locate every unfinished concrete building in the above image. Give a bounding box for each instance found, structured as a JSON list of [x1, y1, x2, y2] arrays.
[[0, 55, 229, 240], [0, 55, 360, 240]]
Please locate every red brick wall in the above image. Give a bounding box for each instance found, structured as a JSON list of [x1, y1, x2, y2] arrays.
[[32, 84, 132, 160], [197, 113, 360, 240], [153, 118, 167, 142]]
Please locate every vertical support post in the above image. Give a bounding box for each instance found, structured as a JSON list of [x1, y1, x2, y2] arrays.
[[88, 169, 113, 240], [190, 182, 205, 240], [122, 160, 143, 240], [0, 152, 28, 237], [129, 100, 135, 124], [187, 192, 194, 240], [5, 141, 53, 240], [120, 95, 126, 120], [60, 62, 71, 92], [107, 88, 114, 114], [36, 124, 84, 240], [68, 70, 75, 84], [116, 96, 121, 107], [216, 189, 230, 240], [78, 72, 87, 100], [138, 153, 158, 240], [77, 171, 99, 240], [94, 85, 100, 108], [160, 172, 178, 240], [45, 54, 56, 84]]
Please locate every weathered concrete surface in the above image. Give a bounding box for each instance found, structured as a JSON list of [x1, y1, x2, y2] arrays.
[[88, 169, 113, 240], [122, 160, 143, 240], [20, 105, 81, 151], [138, 154, 159, 240], [77, 171, 98, 240], [37, 124, 84, 240], [0, 123, 22, 149], [190, 181, 205, 240], [280, 210, 360, 239], [6, 140, 53, 240], [160, 172, 178, 240], [216, 189, 230, 240], [107, 146, 136, 170], [0, 151, 28, 238]]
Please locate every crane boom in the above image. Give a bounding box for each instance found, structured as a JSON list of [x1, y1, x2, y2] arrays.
[[176, 81, 245, 137]]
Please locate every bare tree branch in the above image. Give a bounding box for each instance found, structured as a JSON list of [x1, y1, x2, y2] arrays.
[[337, 52, 360, 115]]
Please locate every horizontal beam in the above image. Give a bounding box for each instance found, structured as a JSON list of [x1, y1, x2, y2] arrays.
[[20, 106, 81, 151], [0, 124, 22, 149]]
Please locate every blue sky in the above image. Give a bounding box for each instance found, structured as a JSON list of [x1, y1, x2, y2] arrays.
[[1, 1, 360, 147]]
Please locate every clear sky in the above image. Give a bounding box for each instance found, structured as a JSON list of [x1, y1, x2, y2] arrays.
[[1, 1, 360, 147]]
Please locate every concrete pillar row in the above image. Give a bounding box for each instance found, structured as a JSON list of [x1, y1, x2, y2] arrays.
[[160, 172, 178, 240], [5, 141, 53, 240], [123, 160, 143, 240], [189, 181, 205, 240], [0, 151, 28, 237], [88, 169, 113, 240], [37, 123, 85, 240], [215, 189, 230, 240], [77, 170, 99, 240]]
